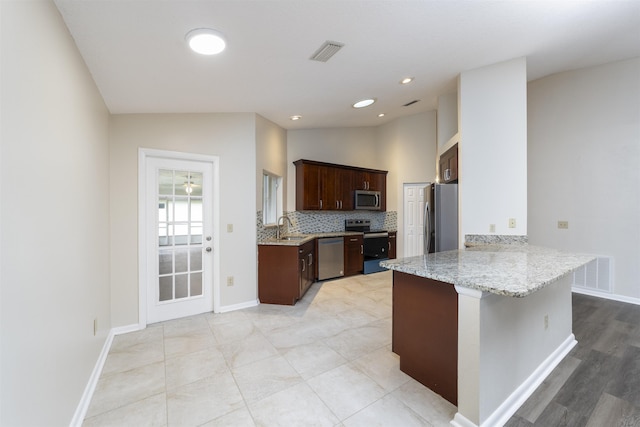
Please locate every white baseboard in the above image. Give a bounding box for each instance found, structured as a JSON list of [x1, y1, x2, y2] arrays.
[[69, 324, 142, 427], [450, 334, 577, 427], [572, 287, 640, 306], [218, 299, 259, 313]]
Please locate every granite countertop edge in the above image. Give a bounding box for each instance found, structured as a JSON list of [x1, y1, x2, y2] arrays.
[[258, 231, 366, 246], [380, 244, 596, 297]]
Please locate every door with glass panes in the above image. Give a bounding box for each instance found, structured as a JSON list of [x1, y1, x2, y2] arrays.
[[146, 157, 214, 323]]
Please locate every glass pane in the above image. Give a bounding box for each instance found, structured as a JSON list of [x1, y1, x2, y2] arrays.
[[190, 223, 203, 244], [159, 276, 173, 301], [190, 172, 203, 197], [191, 272, 202, 296], [175, 274, 188, 298], [158, 224, 169, 246], [159, 170, 173, 195], [174, 224, 188, 245], [159, 250, 172, 274], [190, 199, 203, 222], [158, 198, 169, 222], [190, 248, 202, 271], [159, 225, 173, 246], [175, 198, 189, 222], [175, 249, 188, 273], [175, 171, 190, 196]]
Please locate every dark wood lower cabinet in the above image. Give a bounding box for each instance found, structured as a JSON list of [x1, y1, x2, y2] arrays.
[[392, 271, 458, 405], [388, 231, 397, 259], [344, 235, 364, 276], [258, 241, 315, 305]]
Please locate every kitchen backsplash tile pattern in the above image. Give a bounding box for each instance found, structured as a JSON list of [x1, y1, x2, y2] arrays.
[[257, 210, 397, 241]]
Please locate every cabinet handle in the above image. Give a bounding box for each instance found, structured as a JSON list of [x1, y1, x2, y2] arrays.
[[308, 253, 313, 266], [360, 244, 363, 255], [389, 242, 391, 252], [320, 199, 323, 209], [340, 200, 343, 209], [301, 258, 306, 272], [350, 238, 358, 242], [336, 200, 339, 209]]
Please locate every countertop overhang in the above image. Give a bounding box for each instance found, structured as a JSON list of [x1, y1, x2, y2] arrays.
[[380, 244, 595, 297], [258, 231, 365, 246]]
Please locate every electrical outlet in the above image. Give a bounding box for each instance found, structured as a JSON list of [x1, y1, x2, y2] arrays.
[[227, 224, 233, 232], [489, 224, 496, 233], [93, 318, 98, 336], [544, 315, 549, 330], [557, 221, 569, 229], [508, 218, 516, 228], [227, 276, 234, 286]]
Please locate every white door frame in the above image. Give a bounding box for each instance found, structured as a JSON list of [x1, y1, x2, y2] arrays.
[[138, 148, 221, 328]]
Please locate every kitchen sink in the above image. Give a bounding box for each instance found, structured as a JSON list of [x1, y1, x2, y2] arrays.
[[280, 235, 307, 241]]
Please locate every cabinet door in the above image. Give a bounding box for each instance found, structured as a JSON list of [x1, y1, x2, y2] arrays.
[[258, 245, 299, 305], [321, 166, 353, 210], [299, 241, 315, 297], [336, 168, 354, 210], [439, 145, 458, 183], [388, 232, 397, 259], [296, 163, 322, 210], [344, 235, 364, 276]]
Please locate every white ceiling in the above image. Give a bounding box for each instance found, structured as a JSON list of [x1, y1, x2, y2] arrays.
[[54, 0, 640, 130]]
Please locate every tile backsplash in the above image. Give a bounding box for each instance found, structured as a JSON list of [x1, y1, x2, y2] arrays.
[[257, 210, 397, 241]]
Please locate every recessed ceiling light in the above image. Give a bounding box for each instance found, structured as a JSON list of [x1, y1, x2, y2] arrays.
[[378, 113, 385, 118], [400, 77, 414, 85], [290, 115, 302, 121], [353, 98, 376, 109], [186, 28, 226, 55]]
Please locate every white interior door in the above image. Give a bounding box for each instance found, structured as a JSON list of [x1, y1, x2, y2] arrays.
[[403, 184, 427, 257], [145, 156, 214, 324]]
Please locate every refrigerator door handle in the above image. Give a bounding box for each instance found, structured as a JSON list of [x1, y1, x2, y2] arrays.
[[423, 201, 430, 254]]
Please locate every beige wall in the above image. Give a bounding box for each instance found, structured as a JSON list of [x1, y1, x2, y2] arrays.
[[377, 112, 437, 257], [256, 115, 288, 211], [528, 58, 640, 299], [286, 127, 379, 212], [1, 1, 111, 424], [109, 113, 258, 326]]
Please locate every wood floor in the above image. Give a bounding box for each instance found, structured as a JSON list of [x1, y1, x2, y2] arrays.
[[506, 293, 640, 427]]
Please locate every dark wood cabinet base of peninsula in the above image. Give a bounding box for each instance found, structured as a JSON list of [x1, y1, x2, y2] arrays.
[[392, 271, 458, 405]]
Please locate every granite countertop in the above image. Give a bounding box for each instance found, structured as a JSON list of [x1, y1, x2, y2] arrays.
[[258, 231, 364, 246], [380, 244, 595, 297]]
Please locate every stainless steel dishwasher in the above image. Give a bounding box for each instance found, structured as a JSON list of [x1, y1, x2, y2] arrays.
[[317, 237, 345, 280]]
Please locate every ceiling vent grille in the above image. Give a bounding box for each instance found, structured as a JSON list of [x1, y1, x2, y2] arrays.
[[310, 41, 344, 62], [403, 100, 420, 107]]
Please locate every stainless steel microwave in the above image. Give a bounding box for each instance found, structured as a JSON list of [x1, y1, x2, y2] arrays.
[[354, 190, 381, 210]]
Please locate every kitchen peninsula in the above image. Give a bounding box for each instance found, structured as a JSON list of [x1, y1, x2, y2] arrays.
[[381, 243, 594, 427]]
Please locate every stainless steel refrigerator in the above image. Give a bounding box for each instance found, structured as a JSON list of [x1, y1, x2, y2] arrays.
[[424, 183, 458, 253]]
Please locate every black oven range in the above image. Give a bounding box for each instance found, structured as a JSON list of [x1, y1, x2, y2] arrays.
[[344, 219, 389, 274]]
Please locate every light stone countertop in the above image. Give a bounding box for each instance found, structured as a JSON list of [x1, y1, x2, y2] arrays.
[[380, 244, 595, 297], [258, 231, 364, 246]]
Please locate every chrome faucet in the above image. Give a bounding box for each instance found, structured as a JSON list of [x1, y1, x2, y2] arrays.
[[276, 215, 293, 240]]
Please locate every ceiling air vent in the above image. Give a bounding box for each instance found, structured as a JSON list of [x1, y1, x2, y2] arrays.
[[310, 41, 344, 62], [403, 100, 420, 107]]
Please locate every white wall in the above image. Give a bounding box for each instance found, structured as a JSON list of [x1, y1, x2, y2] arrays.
[[109, 113, 258, 326], [377, 112, 437, 256], [528, 58, 640, 299], [1, 1, 111, 424], [459, 58, 528, 240]]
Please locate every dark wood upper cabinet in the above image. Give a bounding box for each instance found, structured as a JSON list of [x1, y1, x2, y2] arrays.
[[294, 159, 387, 211], [439, 144, 458, 184]]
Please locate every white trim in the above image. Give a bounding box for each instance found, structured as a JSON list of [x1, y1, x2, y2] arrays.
[[70, 324, 142, 426], [218, 299, 260, 313], [138, 148, 221, 329], [451, 334, 577, 427], [69, 332, 115, 427], [454, 285, 485, 299], [572, 287, 640, 306]]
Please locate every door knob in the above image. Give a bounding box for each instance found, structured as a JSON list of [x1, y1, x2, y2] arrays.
[[205, 247, 212, 252]]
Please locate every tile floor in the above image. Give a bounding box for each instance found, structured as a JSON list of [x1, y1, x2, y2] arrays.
[[83, 271, 457, 426]]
